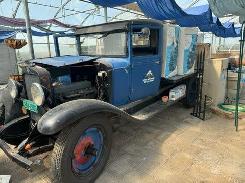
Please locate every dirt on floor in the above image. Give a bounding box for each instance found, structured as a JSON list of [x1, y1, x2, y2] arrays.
[[0, 103, 245, 183]]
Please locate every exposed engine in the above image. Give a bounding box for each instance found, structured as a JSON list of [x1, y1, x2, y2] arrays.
[[28, 60, 112, 107], [0, 59, 111, 126]]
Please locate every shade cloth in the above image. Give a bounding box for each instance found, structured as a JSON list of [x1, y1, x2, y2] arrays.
[[89, 0, 240, 37], [208, 0, 245, 24]]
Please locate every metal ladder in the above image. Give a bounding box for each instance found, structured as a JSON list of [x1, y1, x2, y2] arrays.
[[191, 46, 207, 120]]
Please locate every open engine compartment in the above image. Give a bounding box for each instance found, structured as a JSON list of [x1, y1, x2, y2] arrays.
[[34, 60, 110, 104]]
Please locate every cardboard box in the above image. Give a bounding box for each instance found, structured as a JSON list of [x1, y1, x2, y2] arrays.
[[205, 58, 229, 105]]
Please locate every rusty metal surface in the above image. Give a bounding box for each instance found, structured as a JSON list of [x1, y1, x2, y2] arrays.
[[0, 103, 245, 183]]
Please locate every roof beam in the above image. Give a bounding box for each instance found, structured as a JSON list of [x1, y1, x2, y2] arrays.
[[53, 0, 72, 18]]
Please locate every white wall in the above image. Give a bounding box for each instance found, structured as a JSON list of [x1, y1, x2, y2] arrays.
[[0, 43, 18, 84]]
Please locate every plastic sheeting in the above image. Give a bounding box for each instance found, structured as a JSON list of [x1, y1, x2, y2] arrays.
[[208, 0, 245, 24]]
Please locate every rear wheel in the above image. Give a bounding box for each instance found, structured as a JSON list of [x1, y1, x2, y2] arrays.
[[51, 114, 112, 183]]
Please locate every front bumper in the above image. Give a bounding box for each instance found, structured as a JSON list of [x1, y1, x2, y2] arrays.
[[0, 138, 34, 171]]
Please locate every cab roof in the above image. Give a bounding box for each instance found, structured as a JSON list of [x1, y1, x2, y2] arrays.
[[75, 19, 162, 35]]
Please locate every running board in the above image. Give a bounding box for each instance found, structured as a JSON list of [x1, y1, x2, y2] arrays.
[[132, 95, 186, 120]]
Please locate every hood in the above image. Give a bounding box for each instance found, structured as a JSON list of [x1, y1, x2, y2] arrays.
[[32, 55, 98, 67]]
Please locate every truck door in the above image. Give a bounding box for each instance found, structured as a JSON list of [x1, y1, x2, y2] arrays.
[[130, 26, 162, 101]]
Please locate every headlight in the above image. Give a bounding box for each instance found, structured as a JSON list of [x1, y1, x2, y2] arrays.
[[8, 79, 18, 99], [31, 83, 45, 106]]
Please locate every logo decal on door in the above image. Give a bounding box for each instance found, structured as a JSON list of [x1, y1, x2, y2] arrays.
[[143, 70, 155, 84]]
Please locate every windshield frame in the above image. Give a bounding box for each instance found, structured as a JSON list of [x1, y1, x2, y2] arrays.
[[77, 31, 128, 58]]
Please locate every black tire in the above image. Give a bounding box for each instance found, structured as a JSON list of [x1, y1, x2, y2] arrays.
[[51, 114, 112, 183], [182, 77, 197, 108]]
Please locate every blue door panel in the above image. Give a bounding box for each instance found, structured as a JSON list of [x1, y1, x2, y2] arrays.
[[131, 55, 161, 65], [130, 60, 161, 101]]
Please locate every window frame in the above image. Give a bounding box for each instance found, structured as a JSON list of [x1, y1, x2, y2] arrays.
[[131, 25, 160, 57]]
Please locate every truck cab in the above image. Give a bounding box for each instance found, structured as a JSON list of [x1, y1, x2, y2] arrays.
[[51, 19, 163, 106]]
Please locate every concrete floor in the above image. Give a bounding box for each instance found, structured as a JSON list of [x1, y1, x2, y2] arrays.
[[0, 103, 245, 183]]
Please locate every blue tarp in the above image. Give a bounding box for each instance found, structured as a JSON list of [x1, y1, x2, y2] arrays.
[[137, 0, 186, 20], [176, 8, 213, 27], [89, 0, 134, 7], [0, 31, 18, 41], [89, 0, 240, 37], [199, 17, 240, 38], [0, 29, 62, 42]]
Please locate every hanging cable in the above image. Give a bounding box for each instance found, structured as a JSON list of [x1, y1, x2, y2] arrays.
[[12, 0, 21, 18], [80, 7, 100, 25], [28, 1, 125, 21]]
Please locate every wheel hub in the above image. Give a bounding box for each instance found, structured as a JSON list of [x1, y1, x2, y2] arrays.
[[74, 136, 95, 164], [72, 127, 103, 173], [85, 144, 97, 156]]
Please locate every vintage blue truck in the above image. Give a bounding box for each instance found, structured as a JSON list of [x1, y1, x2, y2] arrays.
[[0, 19, 197, 183]]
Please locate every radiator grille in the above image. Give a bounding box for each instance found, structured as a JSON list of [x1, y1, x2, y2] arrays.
[[24, 74, 42, 122]]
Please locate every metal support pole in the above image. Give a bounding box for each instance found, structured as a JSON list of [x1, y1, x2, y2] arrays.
[[218, 37, 222, 51], [47, 36, 51, 57], [76, 36, 81, 55], [23, 0, 35, 59], [104, 7, 108, 23], [53, 36, 60, 57], [234, 22, 245, 131]]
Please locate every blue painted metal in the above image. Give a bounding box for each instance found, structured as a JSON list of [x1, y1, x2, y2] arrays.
[[72, 127, 103, 173], [32, 55, 98, 67], [98, 57, 131, 106], [130, 56, 162, 101], [129, 24, 163, 101], [34, 21, 164, 107]]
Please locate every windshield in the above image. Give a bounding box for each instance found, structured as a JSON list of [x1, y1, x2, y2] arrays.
[[79, 32, 127, 57]]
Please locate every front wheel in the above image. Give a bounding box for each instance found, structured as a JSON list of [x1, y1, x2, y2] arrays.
[[51, 114, 112, 183]]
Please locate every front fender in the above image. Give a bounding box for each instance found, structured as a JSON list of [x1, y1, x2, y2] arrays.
[[37, 99, 135, 135]]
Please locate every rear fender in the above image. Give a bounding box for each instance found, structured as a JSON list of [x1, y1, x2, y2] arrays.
[[37, 99, 135, 135]]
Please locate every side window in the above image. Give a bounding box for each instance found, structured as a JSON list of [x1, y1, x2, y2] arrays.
[[59, 37, 78, 56], [132, 28, 159, 56]]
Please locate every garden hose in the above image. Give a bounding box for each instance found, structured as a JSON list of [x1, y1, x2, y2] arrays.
[[219, 103, 245, 112]]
